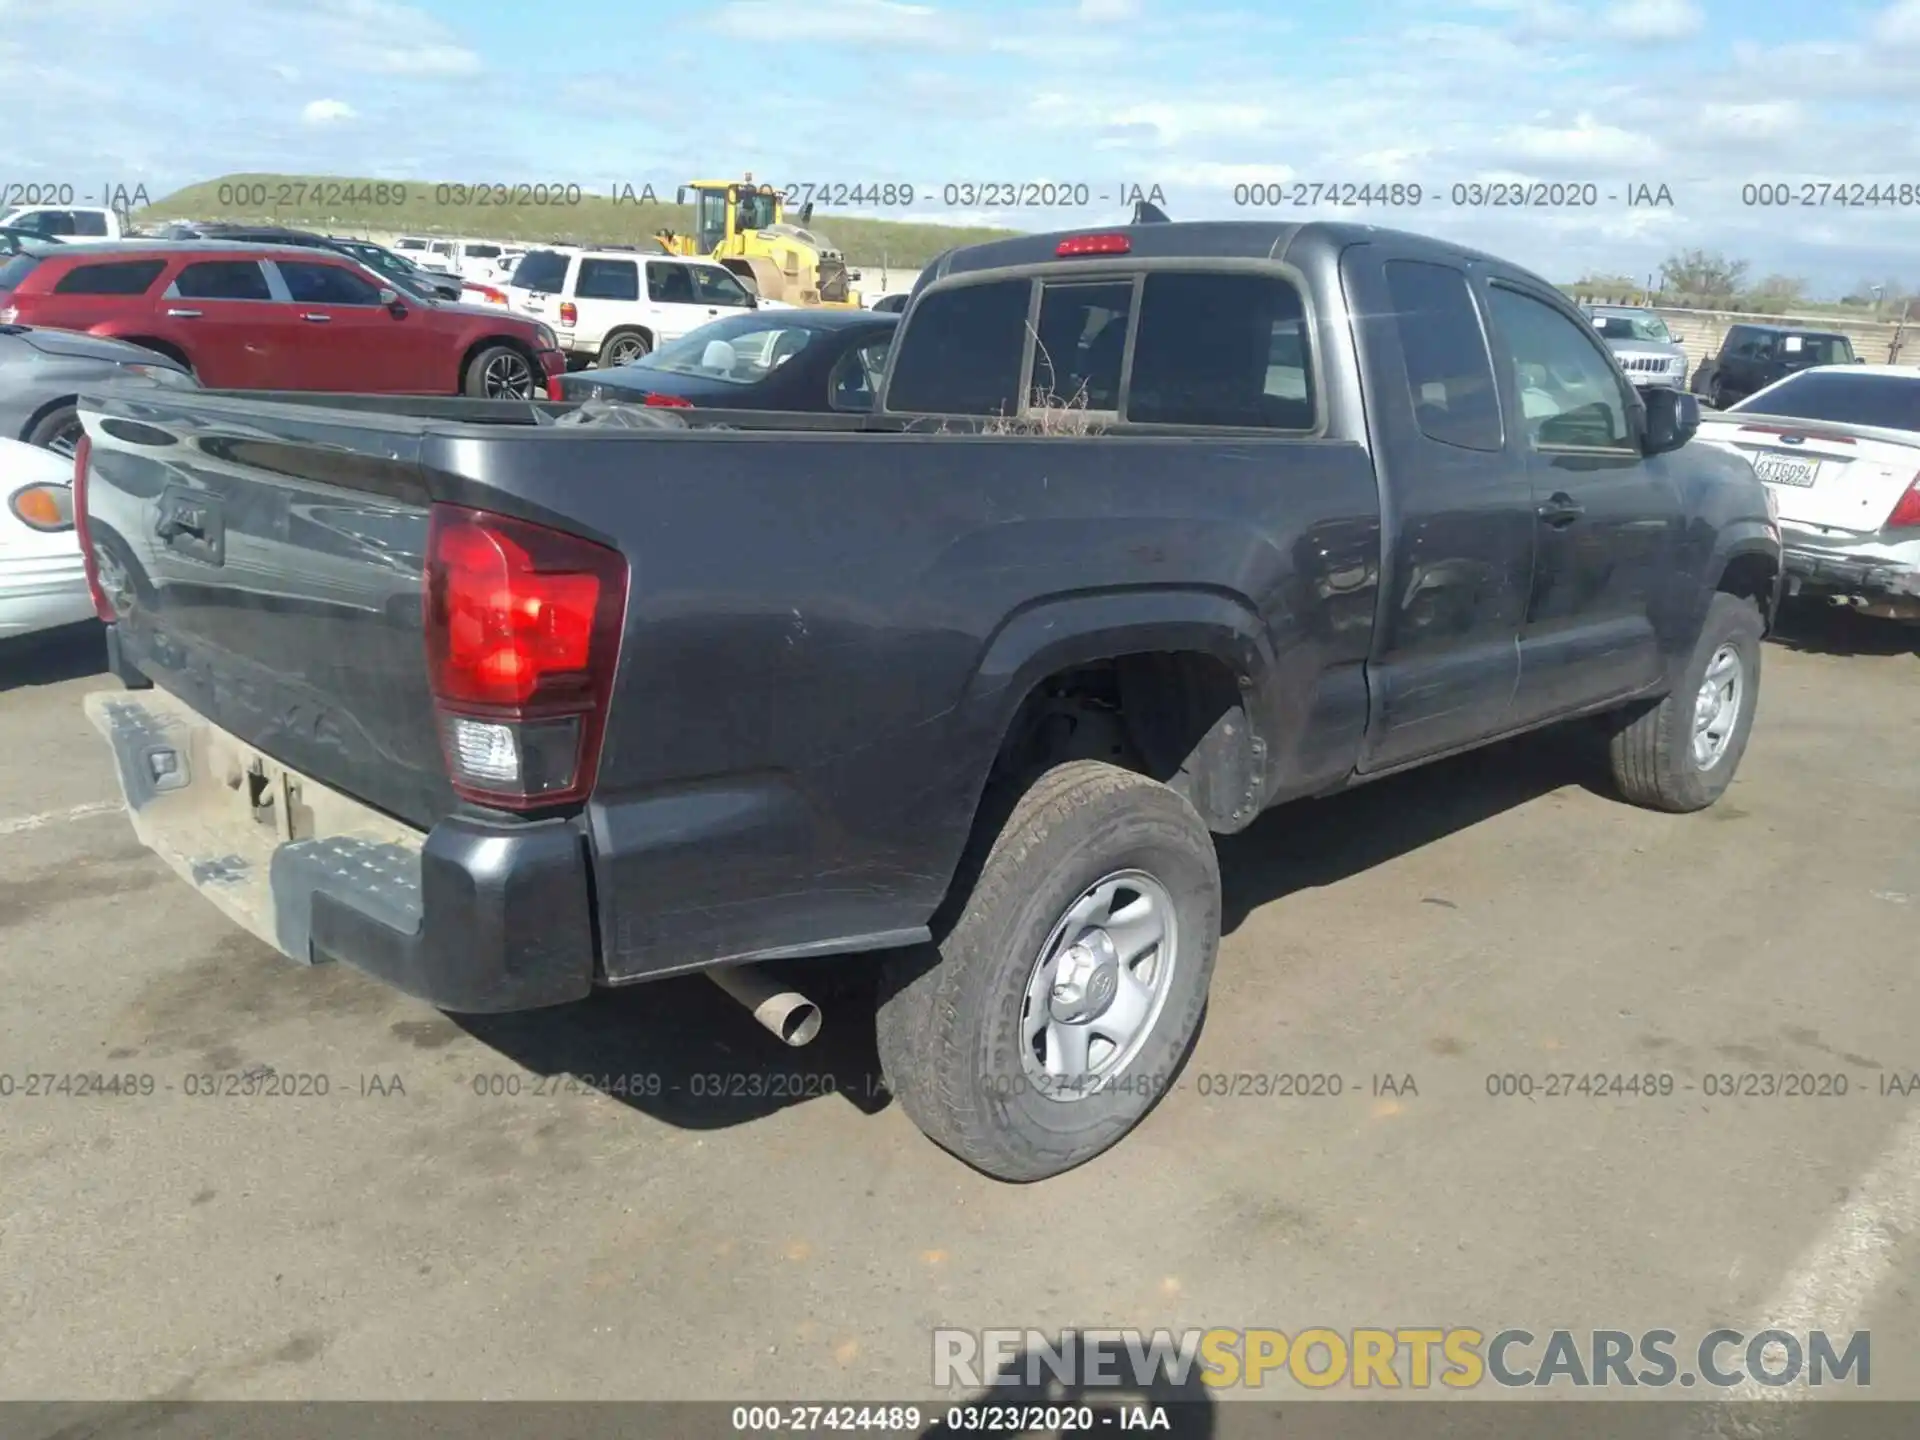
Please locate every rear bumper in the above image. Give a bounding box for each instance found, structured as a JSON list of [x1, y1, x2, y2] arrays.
[[1780, 532, 1920, 614], [83, 682, 597, 1013]]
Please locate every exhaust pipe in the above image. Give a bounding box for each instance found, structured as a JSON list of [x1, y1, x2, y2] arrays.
[[708, 962, 822, 1046]]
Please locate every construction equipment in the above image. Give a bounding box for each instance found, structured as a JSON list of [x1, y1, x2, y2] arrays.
[[653, 175, 861, 308]]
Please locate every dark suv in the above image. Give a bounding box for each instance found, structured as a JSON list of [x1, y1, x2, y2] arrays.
[[1697, 323, 1857, 408]]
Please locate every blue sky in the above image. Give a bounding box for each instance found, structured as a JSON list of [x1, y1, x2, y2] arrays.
[[9, 0, 1920, 293]]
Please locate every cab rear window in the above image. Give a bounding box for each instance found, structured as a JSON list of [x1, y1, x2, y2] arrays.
[[51, 259, 166, 296]]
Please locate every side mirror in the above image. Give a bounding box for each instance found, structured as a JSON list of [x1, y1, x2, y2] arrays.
[[1642, 386, 1699, 455]]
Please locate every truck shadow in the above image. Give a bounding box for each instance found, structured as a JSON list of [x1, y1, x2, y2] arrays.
[[1765, 598, 1919, 658], [453, 730, 1592, 1136], [1217, 727, 1596, 936], [0, 621, 106, 693]]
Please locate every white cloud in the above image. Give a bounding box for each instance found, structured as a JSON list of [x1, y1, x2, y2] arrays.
[[1078, 0, 1141, 17], [1873, 0, 1920, 44], [1498, 113, 1655, 164], [1696, 101, 1800, 140], [301, 98, 355, 125], [1594, 0, 1702, 40], [710, 0, 952, 45]]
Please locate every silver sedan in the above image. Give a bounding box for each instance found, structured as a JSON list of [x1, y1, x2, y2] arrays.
[[0, 322, 199, 456]]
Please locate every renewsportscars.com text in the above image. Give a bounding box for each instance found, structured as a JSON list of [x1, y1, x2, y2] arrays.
[[933, 1327, 1870, 1391]]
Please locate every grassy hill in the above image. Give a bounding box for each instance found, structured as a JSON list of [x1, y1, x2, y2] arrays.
[[139, 174, 1023, 267]]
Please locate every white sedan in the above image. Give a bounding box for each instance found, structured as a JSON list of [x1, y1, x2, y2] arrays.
[[1695, 364, 1920, 622], [1, 437, 92, 639]]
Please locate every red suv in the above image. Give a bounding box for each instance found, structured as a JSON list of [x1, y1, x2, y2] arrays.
[[0, 241, 564, 397]]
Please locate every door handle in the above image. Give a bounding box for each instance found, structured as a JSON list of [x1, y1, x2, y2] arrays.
[[299, 313, 331, 323], [165, 308, 201, 318], [1537, 493, 1584, 527]]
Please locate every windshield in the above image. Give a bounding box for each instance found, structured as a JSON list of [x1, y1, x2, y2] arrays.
[[734, 187, 778, 231], [639, 316, 818, 384], [1591, 313, 1672, 343], [1730, 371, 1920, 430]]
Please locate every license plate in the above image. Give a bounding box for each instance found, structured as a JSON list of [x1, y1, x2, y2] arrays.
[[1753, 453, 1818, 488]]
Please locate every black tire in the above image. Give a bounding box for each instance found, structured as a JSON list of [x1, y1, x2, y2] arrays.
[[598, 330, 651, 367], [462, 343, 536, 398], [1607, 591, 1763, 812], [1709, 381, 1731, 410], [875, 760, 1220, 1182], [25, 402, 81, 456]]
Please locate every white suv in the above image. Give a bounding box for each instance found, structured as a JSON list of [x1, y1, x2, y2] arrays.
[[506, 248, 758, 367], [390, 237, 511, 283]]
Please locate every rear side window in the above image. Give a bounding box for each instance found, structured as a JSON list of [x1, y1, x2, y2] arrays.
[[1031, 280, 1132, 411], [577, 259, 640, 301], [174, 261, 272, 301], [1126, 272, 1316, 429], [512, 250, 570, 292], [72, 212, 110, 237], [886, 278, 1031, 415], [1383, 260, 1502, 451], [466, 244, 501, 260], [51, 259, 166, 296], [0, 254, 42, 290]]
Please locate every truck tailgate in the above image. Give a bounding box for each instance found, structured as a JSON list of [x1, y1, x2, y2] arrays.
[[79, 393, 455, 830]]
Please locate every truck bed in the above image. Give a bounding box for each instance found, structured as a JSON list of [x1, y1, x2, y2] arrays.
[[78, 384, 1383, 983]]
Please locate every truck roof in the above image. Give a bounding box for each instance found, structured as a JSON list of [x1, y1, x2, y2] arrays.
[[925, 220, 1532, 283]]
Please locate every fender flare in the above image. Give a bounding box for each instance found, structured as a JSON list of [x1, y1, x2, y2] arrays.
[[957, 586, 1283, 826]]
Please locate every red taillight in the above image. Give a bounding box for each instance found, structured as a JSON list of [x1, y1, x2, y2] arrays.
[[467, 283, 507, 304], [1888, 473, 1920, 529], [72, 432, 114, 623], [558, 301, 578, 326], [545, 375, 565, 401], [1056, 233, 1131, 257], [423, 505, 627, 810], [642, 393, 691, 408]]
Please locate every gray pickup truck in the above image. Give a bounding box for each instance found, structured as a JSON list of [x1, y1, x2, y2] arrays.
[[74, 220, 1781, 1181]]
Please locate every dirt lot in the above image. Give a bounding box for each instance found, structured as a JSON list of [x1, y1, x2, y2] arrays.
[[1, 608, 1916, 1416]]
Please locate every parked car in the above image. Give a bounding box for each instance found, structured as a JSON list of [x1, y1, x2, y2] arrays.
[[552, 310, 895, 410], [1585, 306, 1688, 391], [392, 237, 510, 283], [0, 206, 124, 240], [0, 436, 91, 639], [0, 241, 562, 397], [0, 320, 198, 456], [1696, 323, 1858, 409], [324, 238, 463, 300], [869, 293, 909, 313], [1697, 364, 1920, 622], [74, 219, 1778, 1181], [507, 247, 760, 367]]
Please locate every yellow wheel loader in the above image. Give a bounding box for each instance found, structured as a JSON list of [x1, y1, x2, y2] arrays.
[[653, 175, 862, 308]]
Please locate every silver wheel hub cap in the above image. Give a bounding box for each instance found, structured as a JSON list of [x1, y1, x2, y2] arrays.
[[1020, 869, 1178, 1102], [485, 354, 532, 397], [1692, 643, 1744, 770]]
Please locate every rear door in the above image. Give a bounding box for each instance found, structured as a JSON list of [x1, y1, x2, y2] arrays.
[[1703, 370, 1920, 536], [1344, 247, 1533, 769], [165, 258, 295, 386], [37, 255, 169, 339], [690, 264, 755, 323], [570, 256, 642, 352], [642, 260, 712, 342], [506, 249, 573, 327]]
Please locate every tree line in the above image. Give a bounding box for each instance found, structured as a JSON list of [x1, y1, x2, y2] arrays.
[[1570, 249, 1917, 320]]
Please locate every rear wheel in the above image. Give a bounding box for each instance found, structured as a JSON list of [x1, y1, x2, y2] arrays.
[[1606, 591, 1763, 812], [25, 403, 82, 457], [597, 330, 651, 367], [875, 760, 1219, 1182], [462, 344, 536, 398]]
